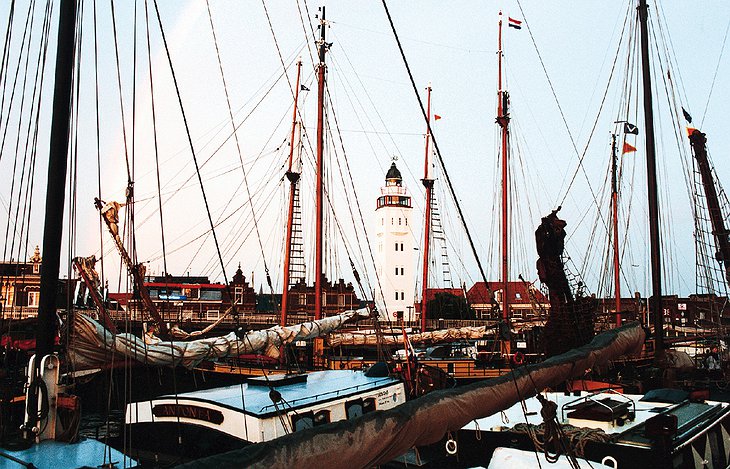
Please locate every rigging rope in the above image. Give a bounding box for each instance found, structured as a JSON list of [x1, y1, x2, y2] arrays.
[[151, 0, 233, 291], [381, 0, 499, 314]]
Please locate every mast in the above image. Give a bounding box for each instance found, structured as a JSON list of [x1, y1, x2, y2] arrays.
[[611, 134, 622, 326], [497, 12, 511, 353], [314, 7, 327, 321], [638, 0, 663, 354], [281, 60, 303, 326], [25, 0, 77, 438], [688, 130, 730, 286], [420, 84, 434, 332]]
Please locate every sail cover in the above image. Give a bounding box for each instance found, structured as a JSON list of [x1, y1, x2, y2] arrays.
[[69, 309, 370, 370], [177, 323, 644, 469], [327, 326, 486, 347]]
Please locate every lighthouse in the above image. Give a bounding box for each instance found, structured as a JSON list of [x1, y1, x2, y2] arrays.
[[375, 161, 416, 322]]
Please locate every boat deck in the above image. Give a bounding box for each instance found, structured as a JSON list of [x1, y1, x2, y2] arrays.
[[462, 391, 677, 435], [150, 369, 400, 417], [0, 438, 135, 468]]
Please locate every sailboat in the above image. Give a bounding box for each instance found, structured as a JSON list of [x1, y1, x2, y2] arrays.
[[0, 2, 402, 466], [0, 1, 134, 467], [178, 2, 730, 467]]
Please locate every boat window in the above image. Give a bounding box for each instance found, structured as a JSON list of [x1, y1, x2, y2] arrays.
[[292, 412, 314, 432], [363, 398, 376, 413], [346, 399, 364, 419], [314, 410, 330, 426]]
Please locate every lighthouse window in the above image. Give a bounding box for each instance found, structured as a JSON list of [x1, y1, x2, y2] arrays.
[[395, 267, 398, 276], [405, 218, 408, 225], [400, 267, 405, 275], [401, 292, 405, 300], [394, 243, 398, 251], [400, 242, 404, 251], [394, 292, 398, 301], [398, 218, 402, 225]]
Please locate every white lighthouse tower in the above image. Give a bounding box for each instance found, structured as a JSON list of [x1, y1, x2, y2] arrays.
[[375, 160, 416, 322]]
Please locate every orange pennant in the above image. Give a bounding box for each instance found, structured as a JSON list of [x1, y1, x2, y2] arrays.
[[622, 142, 637, 154]]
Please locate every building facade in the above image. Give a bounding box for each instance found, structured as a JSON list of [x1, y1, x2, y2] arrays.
[[375, 162, 416, 321], [467, 280, 549, 322], [0, 246, 42, 319]]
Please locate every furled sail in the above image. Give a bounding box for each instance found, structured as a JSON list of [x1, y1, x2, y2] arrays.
[[327, 326, 486, 347], [69, 309, 370, 370], [177, 323, 644, 469]]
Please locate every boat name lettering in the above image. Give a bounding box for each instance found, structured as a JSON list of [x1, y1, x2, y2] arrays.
[[376, 390, 390, 398], [152, 404, 224, 424]]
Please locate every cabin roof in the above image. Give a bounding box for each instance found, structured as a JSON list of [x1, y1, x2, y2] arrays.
[[157, 369, 400, 418]]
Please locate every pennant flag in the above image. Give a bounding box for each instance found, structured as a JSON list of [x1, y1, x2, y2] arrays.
[[622, 142, 637, 154], [624, 122, 639, 135], [301, 84, 310, 91], [686, 126, 697, 137], [682, 107, 692, 123], [434, 114, 442, 120], [508, 17, 522, 29]]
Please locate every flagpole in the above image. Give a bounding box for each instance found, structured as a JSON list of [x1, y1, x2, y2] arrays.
[[611, 133, 622, 326], [420, 84, 433, 333], [497, 11, 511, 357], [281, 59, 303, 326]]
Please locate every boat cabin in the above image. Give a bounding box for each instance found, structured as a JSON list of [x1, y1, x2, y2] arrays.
[[125, 369, 405, 464]]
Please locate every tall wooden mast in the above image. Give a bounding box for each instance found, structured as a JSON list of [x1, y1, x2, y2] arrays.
[[638, 0, 663, 354], [611, 134, 622, 326], [281, 60, 303, 326], [314, 7, 327, 321], [497, 12, 511, 353], [420, 85, 434, 332], [26, 0, 77, 438], [688, 130, 730, 286]]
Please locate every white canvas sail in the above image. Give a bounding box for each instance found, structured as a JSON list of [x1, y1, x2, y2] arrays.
[[69, 309, 370, 370]]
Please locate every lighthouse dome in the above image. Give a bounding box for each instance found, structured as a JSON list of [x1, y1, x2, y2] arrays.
[[385, 162, 402, 185]]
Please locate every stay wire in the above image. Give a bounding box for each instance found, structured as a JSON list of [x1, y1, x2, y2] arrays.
[[700, 17, 730, 127], [152, 0, 234, 293], [109, 0, 132, 184], [143, 0, 183, 452], [1, 0, 35, 261], [9, 0, 47, 268], [0, 0, 16, 153], [92, 0, 104, 296], [208, 0, 274, 301], [326, 86, 381, 302], [0, 0, 31, 170], [381, 0, 498, 313]]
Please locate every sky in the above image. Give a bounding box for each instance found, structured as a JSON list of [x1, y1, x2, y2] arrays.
[[1, 1, 730, 306]]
